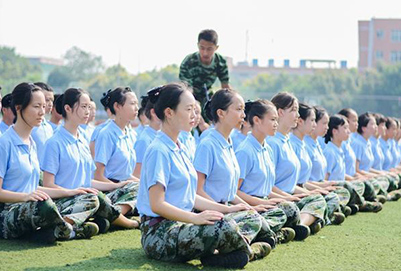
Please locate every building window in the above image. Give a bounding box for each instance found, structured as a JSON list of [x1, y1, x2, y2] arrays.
[[391, 30, 401, 42], [376, 51, 384, 60], [377, 30, 384, 39], [390, 51, 401, 63]]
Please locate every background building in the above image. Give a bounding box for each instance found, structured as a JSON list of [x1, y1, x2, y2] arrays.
[[359, 18, 401, 69]]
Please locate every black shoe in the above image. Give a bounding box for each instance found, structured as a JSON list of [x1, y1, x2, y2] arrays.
[[74, 222, 99, 239], [293, 224, 310, 241], [201, 250, 249, 269], [342, 206, 352, 217], [93, 217, 110, 233], [360, 201, 383, 213], [309, 221, 322, 234], [331, 212, 345, 225], [32, 228, 57, 244], [349, 204, 359, 215], [376, 195, 387, 204]]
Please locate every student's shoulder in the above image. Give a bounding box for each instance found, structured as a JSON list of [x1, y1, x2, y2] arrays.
[[214, 52, 227, 64], [181, 52, 199, 65]]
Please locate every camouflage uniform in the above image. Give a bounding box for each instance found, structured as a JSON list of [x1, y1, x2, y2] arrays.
[[259, 207, 288, 233], [54, 194, 100, 227], [94, 192, 121, 223], [140, 216, 252, 262], [179, 52, 229, 105], [105, 182, 139, 213], [323, 192, 342, 225], [0, 199, 72, 240]]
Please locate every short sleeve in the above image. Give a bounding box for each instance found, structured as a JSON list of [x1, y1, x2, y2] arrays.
[[216, 55, 229, 84], [266, 139, 279, 167], [351, 142, 364, 162], [143, 148, 171, 190], [179, 56, 193, 87], [193, 142, 214, 176], [94, 132, 114, 165], [40, 139, 60, 175], [236, 149, 253, 180], [0, 141, 9, 179], [324, 149, 335, 175], [135, 139, 148, 164]]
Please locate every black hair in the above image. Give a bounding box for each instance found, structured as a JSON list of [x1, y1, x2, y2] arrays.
[[338, 108, 356, 119], [357, 112, 373, 134], [53, 94, 61, 106], [298, 102, 314, 121], [373, 113, 386, 126], [198, 29, 218, 45], [101, 87, 133, 115], [385, 117, 396, 129], [245, 99, 276, 127], [34, 82, 54, 92], [11, 82, 42, 123], [315, 106, 328, 123], [325, 114, 347, 143], [100, 89, 112, 110], [55, 88, 89, 119], [149, 83, 188, 122], [204, 89, 237, 123], [1, 93, 12, 109], [271, 92, 297, 110]]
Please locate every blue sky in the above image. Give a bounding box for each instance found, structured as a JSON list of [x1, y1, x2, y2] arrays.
[[0, 0, 400, 73]]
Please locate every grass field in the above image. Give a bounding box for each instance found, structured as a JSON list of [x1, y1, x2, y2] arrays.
[[1, 201, 401, 271]]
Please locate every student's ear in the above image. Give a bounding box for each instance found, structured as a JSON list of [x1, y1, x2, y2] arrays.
[[277, 108, 284, 118], [297, 118, 304, 126], [216, 108, 225, 120], [253, 116, 261, 126], [215, 45, 219, 51], [64, 104, 72, 114], [164, 107, 173, 119]]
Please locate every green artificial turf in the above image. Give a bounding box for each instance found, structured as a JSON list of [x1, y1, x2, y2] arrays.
[[1, 201, 401, 271]]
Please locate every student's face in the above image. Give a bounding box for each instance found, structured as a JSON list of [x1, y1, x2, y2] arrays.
[[280, 101, 299, 129], [88, 101, 96, 122], [118, 92, 139, 122], [347, 111, 358, 133], [301, 111, 316, 135], [336, 122, 351, 142], [42, 91, 54, 115], [67, 94, 91, 125], [19, 91, 46, 127], [363, 117, 377, 137], [378, 122, 386, 138], [198, 39, 218, 64], [171, 91, 196, 132], [314, 113, 329, 137], [387, 122, 396, 138], [219, 94, 245, 130], [259, 108, 278, 137], [193, 103, 202, 127]]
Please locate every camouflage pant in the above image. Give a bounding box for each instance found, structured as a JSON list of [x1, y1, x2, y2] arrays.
[[323, 192, 341, 224], [140, 217, 252, 262], [336, 181, 363, 205], [105, 182, 139, 213], [225, 209, 274, 242], [55, 194, 99, 227], [94, 192, 121, 223], [0, 199, 72, 240], [296, 194, 327, 223], [276, 201, 301, 228], [259, 207, 287, 233], [331, 186, 351, 207]]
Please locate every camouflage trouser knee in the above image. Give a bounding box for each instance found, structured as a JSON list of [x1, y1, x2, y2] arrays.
[[140, 217, 252, 262], [332, 186, 351, 207], [296, 194, 326, 223], [55, 193, 100, 227], [225, 209, 274, 242], [95, 192, 121, 223], [336, 181, 364, 205], [0, 199, 72, 239], [105, 182, 139, 214], [259, 206, 287, 233], [276, 201, 301, 228], [374, 176, 390, 193], [323, 192, 341, 224], [384, 175, 398, 192], [363, 180, 378, 201]]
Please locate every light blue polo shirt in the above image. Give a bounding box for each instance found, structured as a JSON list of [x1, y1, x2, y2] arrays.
[[389, 138, 401, 168], [323, 141, 346, 180], [370, 137, 384, 170], [304, 135, 327, 181], [137, 131, 197, 217], [41, 126, 94, 189], [90, 119, 111, 143], [199, 125, 214, 142], [289, 133, 312, 185], [48, 121, 59, 131], [134, 126, 158, 164], [341, 138, 357, 176], [135, 124, 147, 137], [194, 129, 240, 203], [379, 138, 393, 170], [0, 127, 39, 193], [32, 119, 54, 163], [178, 131, 196, 162], [236, 134, 275, 197], [317, 136, 327, 151], [0, 121, 10, 134], [351, 133, 374, 171], [231, 129, 247, 151], [95, 120, 136, 181], [80, 124, 95, 143], [266, 132, 300, 194]]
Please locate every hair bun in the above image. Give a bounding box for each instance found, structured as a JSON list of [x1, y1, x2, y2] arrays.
[[147, 85, 164, 104], [100, 89, 112, 107]]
